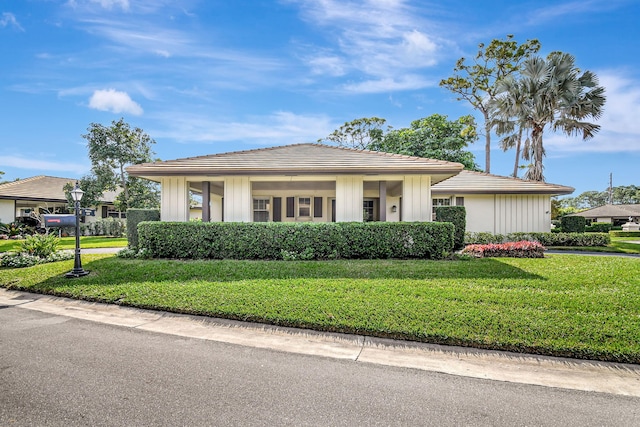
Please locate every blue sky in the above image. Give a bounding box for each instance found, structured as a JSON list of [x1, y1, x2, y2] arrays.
[[1, 0, 639, 197]]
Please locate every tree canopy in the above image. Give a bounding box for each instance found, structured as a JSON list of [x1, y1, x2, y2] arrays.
[[368, 114, 481, 170], [320, 114, 480, 170], [560, 185, 640, 210], [440, 35, 541, 173], [317, 117, 389, 149], [492, 52, 606, 181], [66, 118, 160, 211]]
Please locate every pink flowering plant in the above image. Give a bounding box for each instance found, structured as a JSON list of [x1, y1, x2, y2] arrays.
[[462, 240, 545, 258]]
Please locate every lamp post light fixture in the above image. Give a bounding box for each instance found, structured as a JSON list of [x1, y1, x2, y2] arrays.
[[65, 182, 89, 278]]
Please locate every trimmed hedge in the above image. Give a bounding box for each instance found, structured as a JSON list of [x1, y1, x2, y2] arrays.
[[561, 216, 586, 233], [585, 222, 613, 233], [137, 221, 455, 260], [465, 231, 610, 247], [611, 231, 640, 238], [434, 206, 466, 250], [127, 209, 160, 249]]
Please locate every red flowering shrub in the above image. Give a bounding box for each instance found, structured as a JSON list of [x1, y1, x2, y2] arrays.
[[462, 240, 545, 258]]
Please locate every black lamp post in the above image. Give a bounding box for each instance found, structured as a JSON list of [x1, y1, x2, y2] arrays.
[[65, 182, 89, 278]]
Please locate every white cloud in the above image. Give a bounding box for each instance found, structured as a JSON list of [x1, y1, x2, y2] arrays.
[[343, 75, 433, 93], [0, 156, 89, 174], [88, 88, 143, 115], [545, 70, 640, 153], [153, 111, 335, 145], [1, 12, 24, 31], [92, 0, 129, 10], [290, 0, 444, 93]]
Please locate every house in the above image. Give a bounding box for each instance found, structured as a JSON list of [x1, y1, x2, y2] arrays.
[[431, 170, 574, 234], [0, 175, 120, 226], [126, 143, 574, 233], [567, 204, 640, 226]]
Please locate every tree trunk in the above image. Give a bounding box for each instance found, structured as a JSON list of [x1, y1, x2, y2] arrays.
[[483, 111, 491, 173], [528, 126, 544, 181], [513, 126, 523, 178]]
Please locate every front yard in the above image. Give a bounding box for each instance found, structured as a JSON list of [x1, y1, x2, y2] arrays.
[[2, 253, 639, 364]]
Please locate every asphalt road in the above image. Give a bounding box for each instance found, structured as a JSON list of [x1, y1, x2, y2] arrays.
[[2, 306, 639, 426]]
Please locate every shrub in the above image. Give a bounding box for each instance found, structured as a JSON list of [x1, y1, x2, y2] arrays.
[[137, 221, 455, 260], [19, 233, 60, 258], [585, 222, 613, 233], [561, 216, 586, 233], [465, 231, 610, 247], [127, 209, 160, 249], [0, 251, 73, 268], [462, 241, 545, 258], [82, 218, 125, 237], [434, 206, 466, 250], [611, 231, 640, 238]]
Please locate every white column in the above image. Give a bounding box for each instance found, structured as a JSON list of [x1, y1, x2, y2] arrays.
[[402, 175, 431, 222], [224, 176, 251, 222], [335, 176, 364, 222], [160, 177, 189, 221]]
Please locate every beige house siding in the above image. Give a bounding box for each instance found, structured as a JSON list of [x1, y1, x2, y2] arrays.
[[450, 194, 551, 233], [335, 176, 364, 222], [402, 175, 431, 222], [0, 199, 15, 224], [161, 177, 190, 222]]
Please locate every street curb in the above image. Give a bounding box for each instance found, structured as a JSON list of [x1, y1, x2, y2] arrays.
[[2, 288, 640, 396]]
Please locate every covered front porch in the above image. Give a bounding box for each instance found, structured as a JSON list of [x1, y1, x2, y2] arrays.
[[160, 174, 433, 223]]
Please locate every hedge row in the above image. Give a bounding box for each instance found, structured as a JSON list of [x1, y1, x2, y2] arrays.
[[127, 209, 160, 249], [434, 206, 466, 250], [561, 216, 586, 233], [137, 221, 455, 260], [465, 232, 610, 247], [611, 231, 640, 238]]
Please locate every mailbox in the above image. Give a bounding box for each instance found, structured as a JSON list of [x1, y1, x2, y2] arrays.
[[43, 214, 76, 228]]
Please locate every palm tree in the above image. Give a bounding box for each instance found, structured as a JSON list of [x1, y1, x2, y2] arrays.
[[492, 52, 606, 181]]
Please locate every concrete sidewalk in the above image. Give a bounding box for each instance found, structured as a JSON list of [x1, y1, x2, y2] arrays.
[[2, 288, 639, 397]]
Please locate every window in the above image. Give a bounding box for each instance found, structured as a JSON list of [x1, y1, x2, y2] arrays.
[[432, 197, 451, 219], [363, 199, 375, 222], [298, 197, 311, 217], [253, 197, 270, 222]]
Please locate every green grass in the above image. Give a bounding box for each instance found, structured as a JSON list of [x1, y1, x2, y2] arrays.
[[0, 236, 127, 253], [2, 254, 639, 363]]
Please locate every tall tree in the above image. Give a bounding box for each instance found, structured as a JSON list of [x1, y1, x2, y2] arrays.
[[368, 114, 481, 171], [77, 118, 159, 211], [439, 35, 541, 173], [318, 117, 389, 149], [493, 52, 606, 181]]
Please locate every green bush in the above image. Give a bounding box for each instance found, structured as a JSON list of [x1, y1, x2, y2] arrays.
[[127, 209, 160, 249], [465, 231, 610, 247], [137, 221, 455, 260], [561, 216, 586, 233], [585, 222, 613, 233], [611, 231, 640, 238], [19, 233, 60, 258], [434, 206, 466, 250], [81, 217, 126, 237]]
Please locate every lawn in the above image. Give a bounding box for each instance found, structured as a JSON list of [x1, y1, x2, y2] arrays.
[[2, 253, 639, 364], [548, 236, 640, 254], [0, 236, 128, 252]]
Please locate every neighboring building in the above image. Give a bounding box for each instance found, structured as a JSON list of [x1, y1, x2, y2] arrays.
[[568, 204, 640, 226], [126, 143, 574, 233], [0, 175, 120, 225], [431, 170, 574, 234]]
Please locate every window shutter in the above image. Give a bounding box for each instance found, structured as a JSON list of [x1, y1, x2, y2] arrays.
[[313, 197, 323, 218], [102, 206, 108, 218], [286, 197, 295, 218], [456, 197, 465, 206], [273, 197, 282, 222]]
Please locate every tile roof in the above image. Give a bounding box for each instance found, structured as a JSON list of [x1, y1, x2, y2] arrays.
[[126, 143, 465, 178], [0, 175, 117, 203], [568, 204, 640, 218], [431, 170, 574, 195]]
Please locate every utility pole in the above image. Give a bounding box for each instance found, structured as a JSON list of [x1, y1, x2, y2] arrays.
[[608, 173, 613, 205]]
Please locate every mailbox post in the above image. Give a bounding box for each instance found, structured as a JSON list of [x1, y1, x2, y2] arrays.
[[65, 182, 89, 278]]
